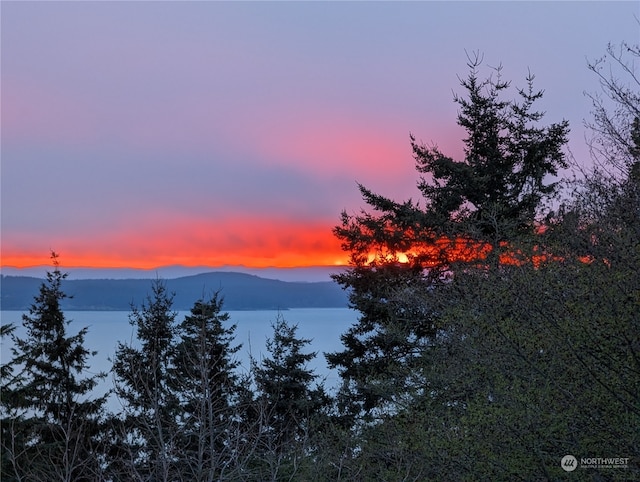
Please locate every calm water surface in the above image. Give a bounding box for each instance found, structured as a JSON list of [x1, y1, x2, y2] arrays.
[[1, 308, 359, 402]]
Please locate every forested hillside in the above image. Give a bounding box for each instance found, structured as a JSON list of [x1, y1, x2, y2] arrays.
[[1, 272, 348, 310]]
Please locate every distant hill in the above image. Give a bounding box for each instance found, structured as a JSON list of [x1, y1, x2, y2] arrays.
[[0, 265, 345, 282], [0, 272, 349, 311]]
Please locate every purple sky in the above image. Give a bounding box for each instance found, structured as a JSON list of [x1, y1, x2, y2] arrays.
[[2, 1, 638, 268]]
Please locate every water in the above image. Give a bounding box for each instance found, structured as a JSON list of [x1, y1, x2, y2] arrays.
[[0, 308, 359, 407]]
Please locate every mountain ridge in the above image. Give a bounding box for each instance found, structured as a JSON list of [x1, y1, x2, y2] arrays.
[[0, 271, 350, 311]]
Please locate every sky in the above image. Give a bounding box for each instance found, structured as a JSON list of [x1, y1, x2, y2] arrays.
[[2, 1, 638, 270]]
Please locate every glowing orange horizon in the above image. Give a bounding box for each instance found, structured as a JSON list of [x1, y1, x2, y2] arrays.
[[1, 247, 351, 270], [2, 212, 581, 272], [1, 216, 351, 270], [2, 237, 584, 272], [0, 256, 351, 271], [360, 235, 570, 270]]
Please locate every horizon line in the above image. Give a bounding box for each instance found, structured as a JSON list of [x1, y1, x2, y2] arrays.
[[1, 263, 348, 270]]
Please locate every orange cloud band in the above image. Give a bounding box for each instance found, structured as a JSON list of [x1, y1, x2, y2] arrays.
[[2, 216, 349, 269]]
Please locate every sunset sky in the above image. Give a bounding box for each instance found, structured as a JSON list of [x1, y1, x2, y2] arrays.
[[2, 1, 638, 269]]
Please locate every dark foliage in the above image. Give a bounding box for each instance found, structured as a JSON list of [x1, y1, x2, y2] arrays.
[[1, 252, 107, 481], [328, 57, 570, 413], [109, 278, 181, 481]]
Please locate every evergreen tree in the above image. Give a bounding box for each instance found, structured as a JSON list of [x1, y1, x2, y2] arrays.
[[170, 292, 245, 481], [0, 322, 23, 479], [0, 252, 107, 481], [254, 314, 328, 445], [110, 278, 180, 481], [328, 56, 569, 415], [321, 45, 639, 479], [250, 314, 330, 480]]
